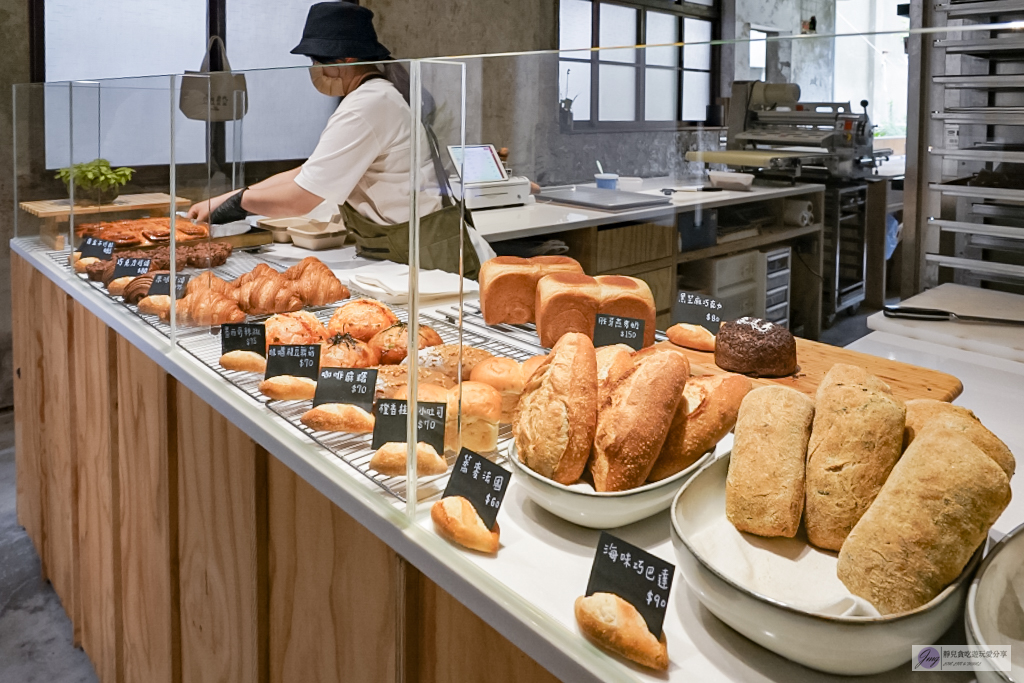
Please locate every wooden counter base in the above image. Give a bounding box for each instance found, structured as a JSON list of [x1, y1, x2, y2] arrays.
[[11, 252, 563, 683]]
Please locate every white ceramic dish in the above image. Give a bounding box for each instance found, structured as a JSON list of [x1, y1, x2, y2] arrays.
[[670, 453, 983, 676], [966, 522, 1024, 683], [708, 170, 754, 191], [508, 443, 717, 529]]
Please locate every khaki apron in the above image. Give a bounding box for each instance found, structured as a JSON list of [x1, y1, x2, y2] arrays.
[[342, 201, 481, 280]]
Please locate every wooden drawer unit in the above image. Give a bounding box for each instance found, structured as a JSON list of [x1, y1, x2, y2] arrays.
[[596, 221, 676, 272], [632, 264, 676, 313]]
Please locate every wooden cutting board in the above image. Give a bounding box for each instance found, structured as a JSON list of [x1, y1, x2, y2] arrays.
[[671, 337, 963, 402]]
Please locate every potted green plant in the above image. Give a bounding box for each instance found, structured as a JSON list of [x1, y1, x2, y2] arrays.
[[56, 158, 134, 206]]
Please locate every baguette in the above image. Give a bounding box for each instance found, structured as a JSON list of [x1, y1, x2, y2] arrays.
[[726, 386, 815, 538], [258, 375, 317, 401], [648, 373, 751, 481], [300, 403, 375, 433], [431, 496, 500, 554], [219, 350, 266, 373], [837, 427, 1011, 615], [904, 399, 1015, 478], [513, 332, 598, 485], [590, 350, 689, 491], [574, 593, 668, 671], [369, 442, 447, 477], [805, 364, 906, 551], [666, 323, 715, 352], [595, 344, 634, 407]]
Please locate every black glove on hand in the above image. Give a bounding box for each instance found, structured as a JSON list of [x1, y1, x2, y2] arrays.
[[209, 188, 250, 225]]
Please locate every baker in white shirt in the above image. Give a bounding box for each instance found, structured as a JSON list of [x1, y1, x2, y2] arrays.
[[187, 1, 492, 273]]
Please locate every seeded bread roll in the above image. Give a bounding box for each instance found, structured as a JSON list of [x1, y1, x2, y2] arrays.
[[408, 344, 494, 382], [513, 332, 598, 485], [535, 273, 601, 348], [590, 350, 689, 491], [727, 386, 815, 538], [648, 373, 751, 481], [904, 399, 1015, 478], [805, 364, 906, 551], [574, 593, 669, 671], [837, 427, 1012, 615], [715, 317, 797, 377]]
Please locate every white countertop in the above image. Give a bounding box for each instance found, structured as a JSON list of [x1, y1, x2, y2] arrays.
[[14, 239, 1021, 683], [473, 180, 825, 242]]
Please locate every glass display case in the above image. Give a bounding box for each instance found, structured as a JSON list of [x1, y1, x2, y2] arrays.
[[11, 26, 1022, 682]]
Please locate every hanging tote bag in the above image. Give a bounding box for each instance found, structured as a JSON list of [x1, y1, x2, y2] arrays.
[[179, 36, 248, 122]]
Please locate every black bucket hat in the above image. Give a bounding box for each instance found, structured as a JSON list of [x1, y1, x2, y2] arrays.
[[290, 2, 392, 62]]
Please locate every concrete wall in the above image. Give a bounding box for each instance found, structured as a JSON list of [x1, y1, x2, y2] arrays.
[[731, 0, 835, 101], [0, 4, 31, 409]]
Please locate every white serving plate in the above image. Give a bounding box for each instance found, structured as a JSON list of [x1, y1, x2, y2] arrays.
[[507, 442, 718, 529], [670, 453, 983, 676], [966, 521, 1024, 683]]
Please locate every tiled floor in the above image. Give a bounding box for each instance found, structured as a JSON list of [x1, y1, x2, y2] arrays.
[[0, 409, 98, 683]]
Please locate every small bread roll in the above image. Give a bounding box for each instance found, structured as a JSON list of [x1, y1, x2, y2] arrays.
[[300, 403, 375, 433], [265, 310, 330, 347], [805, 364, 906, 551], [320, 334, 378, 369], [394, 381, 450, 405], [374, 366, 455, 401], [137, 295, 172, 318], [408, 344, 494, 382], [446, 382, 502, 453], [73, 254, 98, 273], [470, 357, 526, 423], [838, 427, 1011, 615], [431, 496, 500, 554], [904, 399, 1015, 478], [369, 442, 447, 477], [727, 386, 815, 538], [327, 298, 398, 341], [666, 323, 715, 352], [574, 593, 668, 671], [595, 344, 634, 407], [649, 373, 751, 481], [219, 350, 267, 373], [521, 354, 548, 382], [513, 332, 597, 485], [258, 375, 317, 401], [591, 350, 689, 491], [369, 323, 443, 365], [107, 275, 133, 296]]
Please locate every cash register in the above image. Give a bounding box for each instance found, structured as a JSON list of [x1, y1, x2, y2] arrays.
[[448, 144, 531, 210]]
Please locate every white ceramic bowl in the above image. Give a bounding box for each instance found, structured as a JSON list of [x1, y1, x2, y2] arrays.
[[965, 522, 1024, 683], [508, 444, 715, 529], [670, 454, 983, 676]]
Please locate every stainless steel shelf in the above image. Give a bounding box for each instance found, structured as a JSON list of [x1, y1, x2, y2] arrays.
[[930, 148, 1024, 163], [935, 0, 1024, 17], [935, 36, 1024, 58], [929, 218, 1024, 240], [931, 182, 1024, 202], [935, 74, 1024, 89], [932, 107, 1024, 125], [926, 253, 1024, 279]]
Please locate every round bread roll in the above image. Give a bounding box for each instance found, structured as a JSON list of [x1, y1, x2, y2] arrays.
[[327, 299, 398, 341], [265, 310, 329, 348], [72, 253, 98, 273], [219, 350, 267, 373], [470, 357, 526, 423], [446, 382, 503, 453], [137, 295, 172, 318], [375, 366, 455, 401], [408, 344, 494, 382], [369, 323, 443, 365], [369, 441, 447, 477], [666, 323, 716, 352], [431, 496, 500, 554], [107, 276, 133, 297], [715, 317, 797, 377], [258, 375, 317, 401], [300, 403, 375, 433], [394, 381, 450, 405], [521, 354, 548, 382], [320, 333, 378, 369]]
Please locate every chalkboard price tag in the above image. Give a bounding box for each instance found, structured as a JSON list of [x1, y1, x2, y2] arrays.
[[593, 314, 645, 351], [78, 237, 115, 259], [221, 323, 266, 357], [264, 344, 320, 381], [442, 449, 510, 529], [585, 531, 675, 639], [671, 290, 723, 333], [111, 257, 152, 280], [371, 399, 447, 455], [147, 273, 191, 299], [313, 367, 377, 412]]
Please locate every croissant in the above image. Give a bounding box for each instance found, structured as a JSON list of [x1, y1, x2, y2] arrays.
[[294, 269, 349, 306], [232, 263, 281, 288], [161, 290, 246, 326], [283, 256, 325, 280], [186, 270, 233, 297], [233, 276, 303, 315]]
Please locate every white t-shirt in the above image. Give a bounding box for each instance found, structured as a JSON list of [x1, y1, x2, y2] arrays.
[[295, 78, 443, 225]]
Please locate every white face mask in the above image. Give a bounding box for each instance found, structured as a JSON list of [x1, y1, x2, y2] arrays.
[[309, 65, 347, 97]]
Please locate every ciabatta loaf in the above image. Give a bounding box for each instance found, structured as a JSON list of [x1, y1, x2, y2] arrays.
[[904, 398, 1015, 478]]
